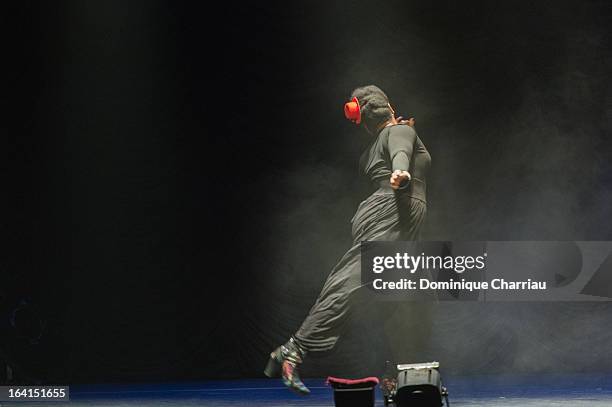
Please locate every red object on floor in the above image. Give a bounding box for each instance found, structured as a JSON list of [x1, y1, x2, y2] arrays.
[[326, 376, 379, 407], [326, 376, 380, 387]]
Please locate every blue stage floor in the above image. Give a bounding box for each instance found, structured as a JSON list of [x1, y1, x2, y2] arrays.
[[5, 375, 612, 406]]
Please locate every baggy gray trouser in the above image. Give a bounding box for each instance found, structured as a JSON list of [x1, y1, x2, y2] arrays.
[[294, 189, 427, 353]]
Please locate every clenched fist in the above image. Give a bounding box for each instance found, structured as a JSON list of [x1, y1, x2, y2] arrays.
[[390, 169, 411, 190]]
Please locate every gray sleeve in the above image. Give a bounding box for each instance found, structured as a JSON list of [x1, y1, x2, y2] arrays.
[[388, 125, 417, 171]]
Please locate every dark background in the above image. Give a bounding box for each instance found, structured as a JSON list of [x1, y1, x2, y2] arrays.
[[3, 0, 612, 383]]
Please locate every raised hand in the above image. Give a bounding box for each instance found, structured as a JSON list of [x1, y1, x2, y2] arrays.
[[396, 116, 416, 127]]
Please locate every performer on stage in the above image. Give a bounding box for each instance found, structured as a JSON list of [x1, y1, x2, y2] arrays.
[[264, 85, 431, 394]]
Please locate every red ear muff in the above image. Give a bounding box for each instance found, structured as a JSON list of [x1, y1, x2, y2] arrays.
[[344, 97, 361, 124]]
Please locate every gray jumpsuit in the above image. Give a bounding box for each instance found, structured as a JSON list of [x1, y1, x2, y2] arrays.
[[294, 124, 431, 353]]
